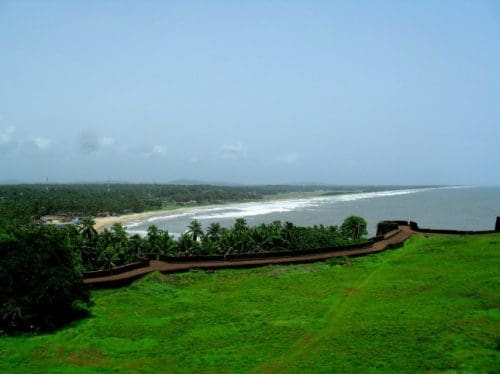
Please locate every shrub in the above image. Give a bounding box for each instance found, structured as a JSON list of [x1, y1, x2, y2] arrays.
[[0, 225, 90, 333], [340, 216, 368, 240]]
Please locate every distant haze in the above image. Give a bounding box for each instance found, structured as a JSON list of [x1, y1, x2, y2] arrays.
[[1, 1, 499, 185]]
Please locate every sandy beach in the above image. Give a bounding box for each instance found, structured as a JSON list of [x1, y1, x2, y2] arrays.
[[93, 206, 206, 232], [92, 191, 332, 232]]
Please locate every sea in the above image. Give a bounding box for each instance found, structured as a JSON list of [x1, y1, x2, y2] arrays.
[[126, 186, 500, 237]]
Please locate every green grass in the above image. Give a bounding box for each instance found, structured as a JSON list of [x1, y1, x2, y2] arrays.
[[1, 234, 499, 373]]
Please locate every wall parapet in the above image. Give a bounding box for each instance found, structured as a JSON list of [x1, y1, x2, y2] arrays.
[[83, 260, 149, 278], [83, 218, 499, 287], [409, 221, 496, 235]]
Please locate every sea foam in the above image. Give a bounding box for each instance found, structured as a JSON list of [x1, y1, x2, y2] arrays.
[[126, 187, 441, 229]]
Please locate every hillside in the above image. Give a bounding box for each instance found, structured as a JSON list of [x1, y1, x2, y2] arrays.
[[1, 233, 498, 372]]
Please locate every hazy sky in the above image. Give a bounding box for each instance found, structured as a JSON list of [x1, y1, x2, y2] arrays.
[[1, 0, 499, 185]]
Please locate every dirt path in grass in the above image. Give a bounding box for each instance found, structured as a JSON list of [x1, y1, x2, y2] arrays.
[[260, 236, 409, 373], [84, 226, 414, 288]]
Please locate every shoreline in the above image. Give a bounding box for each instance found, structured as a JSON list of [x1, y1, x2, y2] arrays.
[[93, 191, 332, 232], [92, 187, 442, 232], [93, 205, 213, 232]]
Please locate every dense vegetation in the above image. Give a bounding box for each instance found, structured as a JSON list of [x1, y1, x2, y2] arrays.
[[1, 234, 497, 371], [81, 216, 366, 270], [0, 184, 262, 224], [0, 225, 90, 333], [0, 182, 369, 331], [0, 216, 367, 275], [0, 183, 425, 224]]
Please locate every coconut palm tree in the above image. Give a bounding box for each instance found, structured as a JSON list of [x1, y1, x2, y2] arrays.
[[147, 225, 166, 257], [200, 237, 219, 255], [230, 220, 255, 254], [218, 229, 235, 257], [80, 217, 97, 242], [109, 223, 130, 263], [233, 218, 248, 233], [283, 221, 297, 250], [206, 222, 222, 241], [187, 219, 204, 242], [158, 230, 175, 255], [264, 221, 286, 250], [111, 222, 127, 242], [147, 225, 160, 242], [176, 232, 195, 256], [128, 234, 145, 257], [98, 244, 120, 270], [251, 224, 273, 252]]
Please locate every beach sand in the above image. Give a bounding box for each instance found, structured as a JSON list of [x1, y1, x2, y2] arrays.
[[93, 207, 199, 232], [92, 191, 332, 232]]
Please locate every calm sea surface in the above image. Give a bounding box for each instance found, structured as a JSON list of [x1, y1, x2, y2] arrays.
[[126, 186, 500, 237]]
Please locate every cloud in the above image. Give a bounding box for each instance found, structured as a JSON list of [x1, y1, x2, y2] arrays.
[[219, 142, 246, 159], [144, 144, 166, 158], [276, 152, 300, 164], [77, 132, 100, 153], [152, 145, 166, 154], [0, 126, 15, 146], [77, 131, 115, 154], [98, 137, 115, 147], [32, 137, 52, 151]]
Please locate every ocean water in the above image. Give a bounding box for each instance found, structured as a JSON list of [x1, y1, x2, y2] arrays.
[[126, 186, 500, 237]]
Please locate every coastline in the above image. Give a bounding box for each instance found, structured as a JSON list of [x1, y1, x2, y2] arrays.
[[92, 187, 442, 232], [93, 206, 212, 232], [93, 191, 332, 232]]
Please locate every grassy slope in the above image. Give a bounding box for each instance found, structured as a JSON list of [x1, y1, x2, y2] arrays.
[[1, 234, 499, 373]]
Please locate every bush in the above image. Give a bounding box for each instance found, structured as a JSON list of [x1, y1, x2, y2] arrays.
[[340, 216, 368, 240], [0, 225, 90, 333]]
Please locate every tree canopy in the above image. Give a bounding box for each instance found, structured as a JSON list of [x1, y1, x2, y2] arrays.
[[0, 225, 90, 332], [340, 216, 368, 240]]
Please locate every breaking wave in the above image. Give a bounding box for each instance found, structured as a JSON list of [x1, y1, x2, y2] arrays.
[[126, 187, 442, 227]]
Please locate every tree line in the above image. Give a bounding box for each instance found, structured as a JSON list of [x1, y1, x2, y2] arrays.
[[77, 216, 368, 271], [0, 183, 413, 225], [0, 184, 268, 224]]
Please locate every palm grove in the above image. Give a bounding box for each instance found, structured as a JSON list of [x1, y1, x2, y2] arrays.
[[78, 216, 367, 271]]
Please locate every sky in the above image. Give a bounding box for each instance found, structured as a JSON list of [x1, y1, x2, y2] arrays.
[[1, 0, 499, 185]]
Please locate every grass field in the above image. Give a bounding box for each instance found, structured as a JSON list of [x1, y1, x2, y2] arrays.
[[1, 233, 499, 373]]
